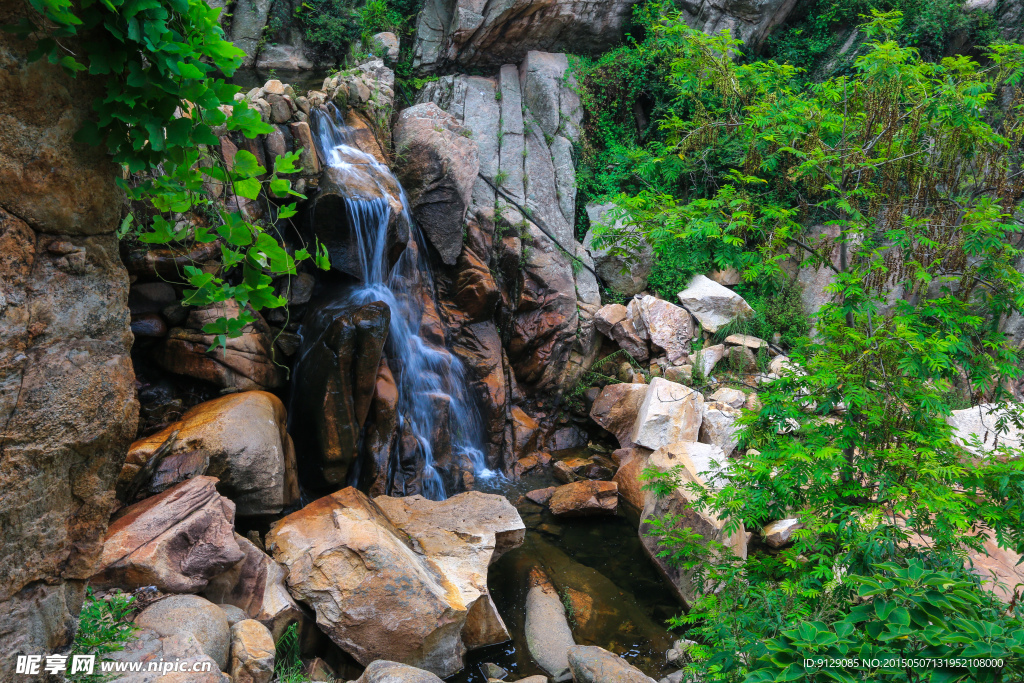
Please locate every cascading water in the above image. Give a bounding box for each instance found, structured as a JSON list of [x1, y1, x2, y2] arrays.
[[302, 105, 495, 500]]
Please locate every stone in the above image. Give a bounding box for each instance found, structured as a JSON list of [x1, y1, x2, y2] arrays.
[[630, 377, 704, 451], [525, 487, 557, 505], [118, 391, 298, 515], [693, 344, 725, 377], [584, 203, 653, 296], [699, 401, 742, 457], [394, 103, 479, 265], [101, 628, 229, 682], [763, 518, 803, 548], [567, 645, 656, 683], [135, 595, 231, 671], [156, 300, 285, 390], [641, 443, 746, 607], [370, 31, 400, 62], [594, 303, 628, 337], [480, 662, 508, 679], [230, 0, 273, 66], [256, 34, 314, 70], [664, 365, 692, 384], [412, 0, 637, 72], [709, 268, 741, 286], [610, 318, 650, 362], [677, 274, 754, 333], [511, 406, 541, 459], [681, 0, 802, 51], [612, 447, 653, 510], [635, 296, 693, 364], [229, 619, 275, 683], [525, 568, 574, 682], [724, 334, 767, 350], [130, 282, 177, 314], [203, 534, 304, 640], [218, 604, 247, 625], [769, 355, 793, 375], [266, 489, 524, 677], [354, 661, 444, 682], [709, 387, 746, 409], [948, 404, 1024, 455], [91, 477, 245, 593], [589, 382, 649, 448], [131, 312, 167, 337], [548, 480, 618, 516], [725, 345, 758, 372]]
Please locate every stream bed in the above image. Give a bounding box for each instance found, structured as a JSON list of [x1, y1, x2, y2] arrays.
[[448, 459, 682, 682]]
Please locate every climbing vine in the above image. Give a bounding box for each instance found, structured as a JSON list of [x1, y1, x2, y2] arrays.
[[12, 0, 328, 343]]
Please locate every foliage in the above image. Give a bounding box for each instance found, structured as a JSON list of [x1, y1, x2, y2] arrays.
[[629, 8, 1024, 683], [274, 623, 319, 683], [296, 0, 363, 62], [68, 589, 137, 682], [18, 0, 329, 344]]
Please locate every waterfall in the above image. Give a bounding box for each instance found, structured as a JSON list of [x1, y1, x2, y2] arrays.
[[303, 106, 495, 500]]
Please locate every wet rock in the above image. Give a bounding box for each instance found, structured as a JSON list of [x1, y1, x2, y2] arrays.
[[763, 518, 803, 548], [525, 568, 574, 682], [203, 534, 304, 640], [549, 480, 618, 516], [693, 343, 725, 377], [514, 452, 543, 477], [131, 312, 168, 337], [292, 300, 390, 485], [229, 619, 275, 683], [584, 203, 653, 297], [394, 102, 479, 265], [119, 391, 298, 515], [102, 628, 229, 682], [525, 487, 557, 505], [635, 295, 693, 364], [511, 406, 541, 458], [354, 661, 444, 682], [699, 401, 742, 457], [676, 274, 753, 333], [612, 447, 653, 510], [641, 443, 746, 607], [709, 387, 746, 409], [135, 595, 231, 671], [589, 381, 649, 449], [91, 477, 244, 593], [567, 645, 657, 682], [630, 377, 704, 451], [156, 300, 285, 390], [361, 356, 400, 495], [266, 489, 523, 677]]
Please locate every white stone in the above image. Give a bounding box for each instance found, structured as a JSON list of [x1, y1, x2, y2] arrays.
[[630, 377, 704, 451], [677, 274, 753, 333], [699, 401, 742, 457], [636, 295, 693, 364], [694, 344, 725, 377], [948, 404, 1024, 455]]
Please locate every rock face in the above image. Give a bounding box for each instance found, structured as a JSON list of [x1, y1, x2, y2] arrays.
[[640, 443, 746, 607], [548, 480, 619, 516], [677, 274, 753, 333], [584, 203, 653, 296], [589, 382, 648, 448], [230, 0, 273, 66], [630, 377, 704, 451], [681, 0, 802, 50], [567, 645, 656, 683], [135, 595, 232, 671], [948, 404, 1024, 455], [266, 488, 524, 677], [119, 392, 298, 515], [413, 0, 638, 72], [229, 619, 275, 683], [91, 477, 245, 593], [0, 18, 138, 673], [393, 102, 479, 265]]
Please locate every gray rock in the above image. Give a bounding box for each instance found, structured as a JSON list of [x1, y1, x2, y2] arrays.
[[255, 30, 314, 70], [525, 570, 575, 681], [677, 275, 754, 333], [218, 604, 247, 625], [354, 660, 445, 682], [135, 595, 231, 671], [948, 404, 1024, 455], [230, 0, 273, 66], [694, 343, 726, 377], [370, 31, 400, 62], [584, 203, 654, 296], [699, 400, 742, 457], [566, 645, 656, 682], [681, 0, 801, 50]]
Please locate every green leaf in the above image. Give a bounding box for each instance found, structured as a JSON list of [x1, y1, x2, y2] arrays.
[[231, 149, 264, 177], [232, 177, 261, 200]]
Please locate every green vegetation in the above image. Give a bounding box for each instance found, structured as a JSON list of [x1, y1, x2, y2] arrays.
[[627, 8, 1024, 682], [68, 589, 137, 682], [19, 0, 329, 344]]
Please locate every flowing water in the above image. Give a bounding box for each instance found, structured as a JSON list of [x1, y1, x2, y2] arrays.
[[302, 107, 494, 499]]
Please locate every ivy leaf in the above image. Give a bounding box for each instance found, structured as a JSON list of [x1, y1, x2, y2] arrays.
[[231, 149, 264, 178], [232, 177, 261, 200]]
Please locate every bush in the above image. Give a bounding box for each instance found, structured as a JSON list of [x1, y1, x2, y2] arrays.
[[68, 589, 137, 682]]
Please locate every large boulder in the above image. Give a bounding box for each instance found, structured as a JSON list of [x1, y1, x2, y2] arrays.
[[681, 0, 801, 50], [91, 477, 245, 593], [0, 20, 139, 667], [354, 661, 444, 683], [103, 628, 229, 682], [135, 595, 232, 671], [567, 645, 656, 683], [393, 102, 479, 265], [229, 619, 275, 683], [266, 489, 524, 677], [548, 480, 619, 516], [584, 203, 653, 297], [640, 442, 745, 607], [612, 447, 653, 510], [524, 567, 575, 682], [630, 377, 704, 451], [589, 382, 649, 448], [202, 534, 304, 640], [699, 400, 742, 457], [413, 0, 637, 72], [156, 300, 285, 390], [677, 274, 753, 333], [594, 303, 649, 361], [119, 391, 298, 515], [633, 295, 693, 364]]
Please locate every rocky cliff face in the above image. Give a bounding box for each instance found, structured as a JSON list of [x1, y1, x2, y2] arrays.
[[0, 10, 138, 677]]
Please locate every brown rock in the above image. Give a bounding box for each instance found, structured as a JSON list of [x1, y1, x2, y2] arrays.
[[514, 453, 541, 477], [511, 406, 540, 458], [135, 594, 231, 671], [157, 300, 285, 390], [589, 382, 648, 448], [548, 480, 618, 516], [762, 518, 803, 548], [123, 240, 222, 279], [612, 447, 652, 509], [230, 619, 275, 683], [288, 121, 321, 175], [525, 487, 557, 505], [91, 477, 245, 593], [119, 391, 298, 515], [636, 295, 693, 364]]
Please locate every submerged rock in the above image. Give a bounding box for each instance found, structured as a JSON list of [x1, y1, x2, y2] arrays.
[[91, 477, 244, 593], [525, 567, 575, 682], [266, 488, 523, 677], [567, 645, 657, 683]]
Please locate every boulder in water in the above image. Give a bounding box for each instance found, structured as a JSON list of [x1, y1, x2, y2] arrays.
[[524, 567, 575, 682], [548, 480, 618, 516], [567, 645, 657, 683]]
